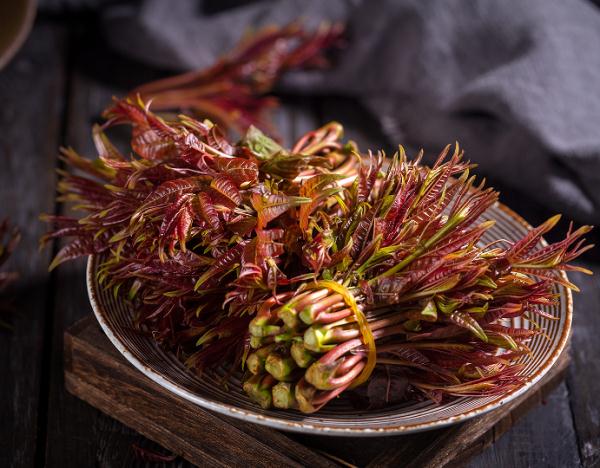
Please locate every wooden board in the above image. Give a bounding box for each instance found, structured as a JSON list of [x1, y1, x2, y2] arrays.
[[564, 268, 600, 467], [65, 316, 570, 468]]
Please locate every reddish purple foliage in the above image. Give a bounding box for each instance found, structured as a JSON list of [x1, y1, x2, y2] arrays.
[[132, 22, 344, 135]]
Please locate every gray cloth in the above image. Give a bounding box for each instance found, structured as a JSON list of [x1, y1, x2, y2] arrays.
[[103, 0, 600, 223]]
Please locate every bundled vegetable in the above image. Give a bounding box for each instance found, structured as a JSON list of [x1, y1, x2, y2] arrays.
[[244, 148, 592, 411], [42, 98, 592, 413]]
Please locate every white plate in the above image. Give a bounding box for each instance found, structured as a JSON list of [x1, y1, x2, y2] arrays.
[[87, 201, 572, 436]]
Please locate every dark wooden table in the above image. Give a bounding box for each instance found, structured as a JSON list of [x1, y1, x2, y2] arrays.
[[1, 17, 599, 468]]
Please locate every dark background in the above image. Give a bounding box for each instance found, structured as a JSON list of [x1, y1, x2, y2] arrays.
[[1, 2, 599, 467]]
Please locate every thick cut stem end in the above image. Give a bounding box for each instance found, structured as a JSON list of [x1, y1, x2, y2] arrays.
[[272, 382, 297, 409], [265, 352, 297, 381]]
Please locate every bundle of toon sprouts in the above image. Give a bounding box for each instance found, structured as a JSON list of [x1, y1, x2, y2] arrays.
[[42, 96, 592, 413]]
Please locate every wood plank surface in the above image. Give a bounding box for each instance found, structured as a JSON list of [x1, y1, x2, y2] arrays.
[[66, 318, 339, 468], [42, 63, 137, 468], [468, 381, 580, 467], [565, 265, 600, 467], [65, 316, 570, 468], [0, 22, 66, 468]]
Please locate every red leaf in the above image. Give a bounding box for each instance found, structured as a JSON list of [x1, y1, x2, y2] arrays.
[[227, 216, 257, 236], [507, 215, 561, 261], [206, 126, 234, 155], [210, 174, 242, 208], [195, 192, 221, 230], [92, 124, 126, 161], [448, 311, 488, 342], [135, 176, 210, 219], [350, 207, 375, 259], [132, 127, 175, 160], [213, 157, 259, 185], [251, 193, 293, 230], [194, 243, 246, 289], [48, 238, 104, 271], [159, 193, 194, 239]]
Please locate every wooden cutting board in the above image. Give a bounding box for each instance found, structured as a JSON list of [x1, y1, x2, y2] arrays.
[[64, 316, 569, 468]]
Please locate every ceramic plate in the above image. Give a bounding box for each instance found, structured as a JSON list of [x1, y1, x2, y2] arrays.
[[87, 201, 572, 436]]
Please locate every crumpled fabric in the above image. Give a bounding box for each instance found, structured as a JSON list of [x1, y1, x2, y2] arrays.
[[102, 0, 600, 223]]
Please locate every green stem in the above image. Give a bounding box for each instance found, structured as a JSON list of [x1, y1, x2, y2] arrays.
[[370, 211, 466, 284]]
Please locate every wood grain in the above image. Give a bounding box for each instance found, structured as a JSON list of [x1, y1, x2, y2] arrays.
[[565, 265, 600, 467], [66, 318, 339, 468], [0, 22, 66, 468], [468, 381, 580, 468], [65, 316, 570, 468]]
